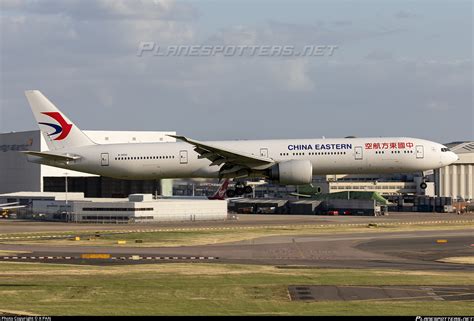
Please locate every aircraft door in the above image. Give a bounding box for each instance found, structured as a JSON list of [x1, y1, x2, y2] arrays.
[[260, 148, 268, 158], [354, 146, 363, 160], [101, 153, 109, 166], [416, 145, 424, 159], [179, 150, 188, 164]]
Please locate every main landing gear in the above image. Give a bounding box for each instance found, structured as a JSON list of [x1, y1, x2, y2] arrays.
[[419, 172, 428, 190], [226, 182, 253, 197]]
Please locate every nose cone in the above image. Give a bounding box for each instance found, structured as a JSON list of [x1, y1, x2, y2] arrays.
[[449, 151, 459, 163], [442, 151, 458, 166]]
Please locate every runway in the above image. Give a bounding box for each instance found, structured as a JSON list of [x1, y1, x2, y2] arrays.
[[1, 227, 472, 271]]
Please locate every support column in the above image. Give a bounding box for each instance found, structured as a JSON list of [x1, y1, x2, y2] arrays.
[[467, 165, 473, 200], [459, 165, 465, 199], [442, 166, 449, 198], [160, 179, 173, 196], [451, 165, 457, 199]]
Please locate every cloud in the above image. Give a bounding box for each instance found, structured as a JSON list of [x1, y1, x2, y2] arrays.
[[426, 101, 452, 112], [395, 10, 419, 19], [207, 25, 260, 45], [269, 59, 315, 92], [0, 2, 472, 143], [365, 49, 394, 61], [331, 20, 353, 27], [2, 0, 199, 21]]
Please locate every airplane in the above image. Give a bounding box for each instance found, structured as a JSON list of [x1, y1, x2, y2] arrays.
[[207, 179, 231, 200], [0, 202, 27, 218], [21, 90, 459, 196], [160, 178, 232, 200]]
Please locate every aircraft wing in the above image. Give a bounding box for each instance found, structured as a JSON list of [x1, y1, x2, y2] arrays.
[[0, 205, 26, 210], [289, 193, 313, 198], [0, 202, 20, 207], [169, 135, 275, 175], [20, 151, 80, 162]]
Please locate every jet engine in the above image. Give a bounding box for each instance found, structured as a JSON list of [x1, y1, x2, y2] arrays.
[[268, 160, 313, 185]]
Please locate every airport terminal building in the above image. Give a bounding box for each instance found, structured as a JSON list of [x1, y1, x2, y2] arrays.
[[0, 130, 176, 197], [0, 192, 227, 223]]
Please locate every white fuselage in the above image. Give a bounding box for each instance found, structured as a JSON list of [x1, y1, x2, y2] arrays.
[[32, 137, 458, 180]]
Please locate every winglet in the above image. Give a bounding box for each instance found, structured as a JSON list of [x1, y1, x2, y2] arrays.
[[167, 134, 191, 143]]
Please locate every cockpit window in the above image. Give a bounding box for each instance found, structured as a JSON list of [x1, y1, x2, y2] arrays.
[[441, 147, 450, 152]]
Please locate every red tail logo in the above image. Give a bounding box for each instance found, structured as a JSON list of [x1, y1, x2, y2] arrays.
[[208, 179, 230, 200], [38, 112, 72, 140]]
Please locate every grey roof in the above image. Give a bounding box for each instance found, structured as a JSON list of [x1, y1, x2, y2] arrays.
[[445, 141, 474, 154], [230, 198, 288, 205]]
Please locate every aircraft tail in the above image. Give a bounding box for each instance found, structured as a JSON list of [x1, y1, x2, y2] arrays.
[[25, 90, 95, 150], [208, 179, 230, 200]]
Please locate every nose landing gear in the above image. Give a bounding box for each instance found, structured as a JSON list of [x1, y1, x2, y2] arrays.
[[418, 171, 428, 190]]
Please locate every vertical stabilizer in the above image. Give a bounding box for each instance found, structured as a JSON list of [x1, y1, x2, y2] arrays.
[[208, 179, 230, 200], [25, 90, 95, 150]]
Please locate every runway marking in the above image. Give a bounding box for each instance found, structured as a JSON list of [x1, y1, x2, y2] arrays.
[[289, 285, 474, 302], [421, 287, 445, 301]]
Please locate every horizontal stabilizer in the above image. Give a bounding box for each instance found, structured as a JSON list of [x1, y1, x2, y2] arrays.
[[289, 193, 312, 198], [0, 205, 26, 210], [20, 151, 80, 162]]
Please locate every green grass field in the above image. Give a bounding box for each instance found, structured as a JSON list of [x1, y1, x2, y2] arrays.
[[0, 262, 473, 316], [3, 222, 473, 248]]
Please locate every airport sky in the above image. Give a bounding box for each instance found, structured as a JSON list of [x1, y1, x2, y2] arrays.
[[0, 0, 472, 143]]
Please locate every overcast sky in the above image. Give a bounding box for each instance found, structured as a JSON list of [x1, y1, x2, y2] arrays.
[[1, 0, 472, 143]]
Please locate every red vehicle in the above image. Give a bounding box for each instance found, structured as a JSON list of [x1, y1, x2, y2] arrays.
[[327, 210, 339, 215]]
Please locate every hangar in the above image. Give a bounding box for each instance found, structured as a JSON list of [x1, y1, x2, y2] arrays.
[[434, 141, 474, 201]]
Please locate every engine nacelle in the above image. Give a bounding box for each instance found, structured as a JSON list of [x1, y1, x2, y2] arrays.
[[268, 160, 313, 185]]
